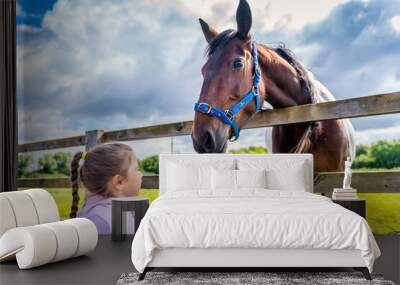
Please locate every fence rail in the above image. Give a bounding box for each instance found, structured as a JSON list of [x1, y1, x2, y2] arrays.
[[18, 171, 400, 195], [18, 91, 400, 153], [17, 91, 400, 194]]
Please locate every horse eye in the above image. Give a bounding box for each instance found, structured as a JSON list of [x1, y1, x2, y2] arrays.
[[232, 59, 244, 69]]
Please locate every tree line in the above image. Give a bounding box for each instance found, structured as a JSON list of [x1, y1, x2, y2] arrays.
[[18, 140, 400, 177], [17, 152, 160, 178]]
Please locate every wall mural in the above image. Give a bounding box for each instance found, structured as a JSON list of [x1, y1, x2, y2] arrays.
[[16, 0, 400, 234]]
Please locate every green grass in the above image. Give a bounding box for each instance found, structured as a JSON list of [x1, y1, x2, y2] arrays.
[[353, 168, 400, 172], [18, 188, 399, 234], [358, 193, 400, 235], [139, 189, 160, 202], [18, 187, 160, 220]]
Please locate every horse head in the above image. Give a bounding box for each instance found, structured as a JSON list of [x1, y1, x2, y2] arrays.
[[191, 0, 266, 153]]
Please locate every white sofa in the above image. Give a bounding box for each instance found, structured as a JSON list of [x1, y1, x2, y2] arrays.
[[0, 188, 98, 269]]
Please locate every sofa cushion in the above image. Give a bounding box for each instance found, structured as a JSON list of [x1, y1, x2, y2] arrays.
[[24, 189, 60, 223], [0, 191, 39, 228], [0, 196, 17, 237]]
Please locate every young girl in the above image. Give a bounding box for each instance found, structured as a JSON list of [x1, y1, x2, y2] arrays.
[[70, 142, 143, 234]]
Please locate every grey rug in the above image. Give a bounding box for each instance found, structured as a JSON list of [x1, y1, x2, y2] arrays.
[[116, 271, 395, 285]]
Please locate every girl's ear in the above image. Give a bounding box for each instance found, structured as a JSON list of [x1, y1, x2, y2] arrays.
[[109, 174, 125, 194]]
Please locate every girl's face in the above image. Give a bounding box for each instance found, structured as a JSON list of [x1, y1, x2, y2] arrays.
[[107, 153, 143, 197], [121, 156, 143, 196]]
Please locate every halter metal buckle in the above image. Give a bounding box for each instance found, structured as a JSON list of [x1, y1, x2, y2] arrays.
[[225, 110, 234, 120], [198, 102, 212, 114]]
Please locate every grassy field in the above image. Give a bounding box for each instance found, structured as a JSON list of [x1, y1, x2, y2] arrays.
[[358, 193, 400, 234], [18, 187, 160, 220], [18, 188, 399, 235]]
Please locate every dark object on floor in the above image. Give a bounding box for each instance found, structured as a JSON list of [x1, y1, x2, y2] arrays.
[[112, 197, 149, 242], [354, 267, 372, 280], [117, 270, 395, 285], [138, 268, 152, 281], [332, 198, 366, 218]]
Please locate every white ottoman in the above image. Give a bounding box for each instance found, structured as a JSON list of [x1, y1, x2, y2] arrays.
[[0, 189, 98, 269]]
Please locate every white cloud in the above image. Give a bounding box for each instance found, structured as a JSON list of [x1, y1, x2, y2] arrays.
[[16, 0, 349, 146], [178, 0, 347, 33], [16, 2, 24, 17], [292, 0, 400, 103], [17, 24, 41, 33], [390, 15, 400, 33], [125, 128, 273, 158], [18, 108, 80, 142], [355, 123, 400, 145], [16, 0, 400, 158], [17, 0, 206, 145], [253, 0, 348, 32]]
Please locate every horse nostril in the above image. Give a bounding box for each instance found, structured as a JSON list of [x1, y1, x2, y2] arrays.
[[203, 131, 215, 152]]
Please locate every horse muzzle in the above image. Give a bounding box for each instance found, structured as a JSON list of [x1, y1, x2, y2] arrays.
[[191, 129, 228, 153]]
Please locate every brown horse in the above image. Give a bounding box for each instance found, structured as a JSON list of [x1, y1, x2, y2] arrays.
[[191, 0, 355, 172]]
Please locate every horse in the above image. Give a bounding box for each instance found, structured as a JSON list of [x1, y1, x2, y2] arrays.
[[191, 0, 355, 172]]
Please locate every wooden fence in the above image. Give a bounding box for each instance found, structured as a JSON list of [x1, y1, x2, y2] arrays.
[[18, 91, 400, 194]]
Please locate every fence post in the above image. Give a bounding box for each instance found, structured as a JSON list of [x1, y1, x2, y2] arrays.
[[85, 129, 104, 150], [83, 130, 104, 200]]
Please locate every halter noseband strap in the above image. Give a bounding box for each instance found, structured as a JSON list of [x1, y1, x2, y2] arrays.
[[194, 41, 262, 142]]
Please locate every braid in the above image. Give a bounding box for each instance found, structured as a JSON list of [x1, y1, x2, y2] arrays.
[[70, 151, 83, 218]]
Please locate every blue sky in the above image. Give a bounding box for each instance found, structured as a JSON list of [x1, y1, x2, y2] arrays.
[[16, 0, 400, 159], [16, 0, 57, 26]]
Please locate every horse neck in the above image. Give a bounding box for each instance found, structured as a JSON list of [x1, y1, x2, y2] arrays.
[[257, 45, 312, 109], [257, 45, 315, 153]]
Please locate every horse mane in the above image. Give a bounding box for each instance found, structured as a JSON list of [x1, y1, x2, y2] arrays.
[[206, 29, 237, 58], [255, 43, 315, 154], [272, 44, 315, 104]]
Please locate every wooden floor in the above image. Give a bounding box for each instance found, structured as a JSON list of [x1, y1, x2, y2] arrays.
[[0, 234, 398, 285]]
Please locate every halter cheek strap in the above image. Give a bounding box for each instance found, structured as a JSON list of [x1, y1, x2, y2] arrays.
[[194, 41, 262, 141]]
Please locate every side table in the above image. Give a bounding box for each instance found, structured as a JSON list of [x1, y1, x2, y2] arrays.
[[112, 196, 149, 242], [332, 198, 366, 218]]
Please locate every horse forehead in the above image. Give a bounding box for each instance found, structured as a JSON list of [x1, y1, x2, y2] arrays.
[[205, 43, 245, 71]]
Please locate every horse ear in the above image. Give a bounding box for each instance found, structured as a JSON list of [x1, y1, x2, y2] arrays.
[[236, 0, 252, 39], [199, 18, 218, 43]]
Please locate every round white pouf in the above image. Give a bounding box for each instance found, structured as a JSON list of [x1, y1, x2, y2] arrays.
[[24, 189, 60, 223]]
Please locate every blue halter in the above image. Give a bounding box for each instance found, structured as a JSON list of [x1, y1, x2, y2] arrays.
[[194, 41, 262, 141]]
